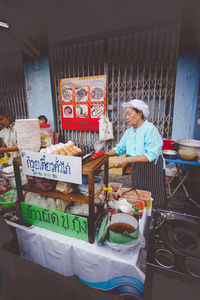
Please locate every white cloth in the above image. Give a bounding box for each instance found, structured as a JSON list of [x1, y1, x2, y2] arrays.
[[8, 209, 148, 299]]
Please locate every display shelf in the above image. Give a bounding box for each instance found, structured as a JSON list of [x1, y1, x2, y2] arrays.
[[13, 154, 109, 243], [23, 183, 88, 204]]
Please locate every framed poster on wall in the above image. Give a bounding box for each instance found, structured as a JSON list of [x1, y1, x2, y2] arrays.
[[59, 75, 106, 131]]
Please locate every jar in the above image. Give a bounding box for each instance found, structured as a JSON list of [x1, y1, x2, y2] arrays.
[[40, 124, 54, 147]]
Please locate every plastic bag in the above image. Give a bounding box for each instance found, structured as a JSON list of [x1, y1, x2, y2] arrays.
[[35, 177, 57, 192], [105, 231, 145, 255], [99, 114, 114, 142], [94, 141, 104, 152], [55, 181, 73, 194], [0, 177, 10, 195]]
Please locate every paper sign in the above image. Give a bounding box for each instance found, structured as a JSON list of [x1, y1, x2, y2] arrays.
[[20, 150, 82, 184], [60, 75, 106, 131], [21, 202, 88, 242]]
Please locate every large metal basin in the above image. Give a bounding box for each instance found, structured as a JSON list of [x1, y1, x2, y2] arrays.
[[176, 139, 200, 157]]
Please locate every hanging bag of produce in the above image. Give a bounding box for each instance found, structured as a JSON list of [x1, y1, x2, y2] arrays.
[[99, 113, 114, 142]]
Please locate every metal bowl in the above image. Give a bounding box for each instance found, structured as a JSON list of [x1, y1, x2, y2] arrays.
[[162, 150, 177, 159], [177, 139, 200, 153], [178, 149, 197, 161]]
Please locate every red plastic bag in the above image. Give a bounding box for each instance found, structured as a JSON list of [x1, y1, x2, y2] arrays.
[[35, 177, 57, 192]]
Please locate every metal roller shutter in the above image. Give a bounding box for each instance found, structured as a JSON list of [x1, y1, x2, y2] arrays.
[[49, 20, 180, 149]]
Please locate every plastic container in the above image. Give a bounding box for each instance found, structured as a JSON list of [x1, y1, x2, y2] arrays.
[[0, 189, 17, 209], [40, 124, 54, 147], [78, 176, 102, 196], [162, 139, 175, 150], [0, 200, 16, 209], [119, 187, 151, 207], [15, 119, 41, 151], [129, 199, 144, 216], [108, 182, 122, 200]]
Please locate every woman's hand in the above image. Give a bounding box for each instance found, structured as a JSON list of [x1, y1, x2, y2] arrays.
[[115, 154, 149, 168], [105, 149, 117, 157], [115, 157, 130, 168]]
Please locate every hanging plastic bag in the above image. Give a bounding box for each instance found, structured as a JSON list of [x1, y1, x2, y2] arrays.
[[99, 113, 114, 142]]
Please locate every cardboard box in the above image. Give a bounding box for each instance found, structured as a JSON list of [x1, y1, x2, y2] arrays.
[[109, 167, 124, 175], [108, 155, 126, 175]]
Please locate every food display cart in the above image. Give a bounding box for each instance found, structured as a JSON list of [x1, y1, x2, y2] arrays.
[[13, 153, 109, 243], [0, 139, 150, 299]]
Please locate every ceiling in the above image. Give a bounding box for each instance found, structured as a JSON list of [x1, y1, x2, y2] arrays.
[[0, 0, 199, 57]]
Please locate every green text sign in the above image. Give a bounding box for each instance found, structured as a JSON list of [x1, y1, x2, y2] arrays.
[[21, 202, 88, 242]]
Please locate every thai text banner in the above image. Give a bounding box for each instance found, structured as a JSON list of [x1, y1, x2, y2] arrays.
[[21, 202, 88, 242], [20, 150, 82, 184]]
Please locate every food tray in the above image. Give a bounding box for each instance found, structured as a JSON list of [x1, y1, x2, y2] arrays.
[[119, 187, 151, 206], [127, 199, 144, 216]]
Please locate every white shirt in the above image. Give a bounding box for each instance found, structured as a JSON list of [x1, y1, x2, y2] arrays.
[[0, 123, 19, 164]]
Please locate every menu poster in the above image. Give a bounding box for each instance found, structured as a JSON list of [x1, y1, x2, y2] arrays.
[[60, 75, 106, 131]]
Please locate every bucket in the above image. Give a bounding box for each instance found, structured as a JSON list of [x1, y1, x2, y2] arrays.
[[108, 213, 139, 244], [15, 119, 41, 151]]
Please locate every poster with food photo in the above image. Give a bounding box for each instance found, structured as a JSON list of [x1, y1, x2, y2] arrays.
[[91, 86, 104, 101], [75, 87, 88, 102], [76, 105, 88, 118], [63, 105, 73, 118], [62, 88, 72, 102], [60, 75, 106, 131], [91, 104, 104, 118]]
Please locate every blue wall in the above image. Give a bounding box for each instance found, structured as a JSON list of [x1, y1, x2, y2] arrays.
[[24, 56, 55, 131], [172, 54, 199, 140]]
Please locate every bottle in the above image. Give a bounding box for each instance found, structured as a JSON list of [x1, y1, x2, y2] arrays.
[[40, 124, 54, 148], [134, 206, 139, 221], [103, 186, 113, 209]]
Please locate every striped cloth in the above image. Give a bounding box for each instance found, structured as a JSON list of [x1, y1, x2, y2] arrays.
[[131, 156, 167, 208]]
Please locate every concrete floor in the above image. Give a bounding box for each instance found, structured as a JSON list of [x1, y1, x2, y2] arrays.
[[0, 216, 128, 300]]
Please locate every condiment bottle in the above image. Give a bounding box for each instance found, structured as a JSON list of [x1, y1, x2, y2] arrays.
[[134, 206, 139, 221], [103, 186, 113, 208], [40, 124, 54, 148]]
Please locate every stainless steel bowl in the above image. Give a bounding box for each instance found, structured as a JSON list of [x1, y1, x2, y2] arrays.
[[162, 150, 177, 159], [176, 139, 200, 158]]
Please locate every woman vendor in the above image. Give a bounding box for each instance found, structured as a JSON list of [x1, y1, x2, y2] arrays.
[[106, 99, 166, 208], [0, 106, 19, 165]]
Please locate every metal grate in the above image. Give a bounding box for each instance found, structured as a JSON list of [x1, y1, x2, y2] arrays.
[[49, 20, 180, 149], [0, 51, 28, 119]]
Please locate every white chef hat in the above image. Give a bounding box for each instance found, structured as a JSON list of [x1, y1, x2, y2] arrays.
[[122, 99, 149, 119]]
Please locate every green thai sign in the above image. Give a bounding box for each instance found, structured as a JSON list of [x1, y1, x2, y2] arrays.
[[21, 202, 88, 242]]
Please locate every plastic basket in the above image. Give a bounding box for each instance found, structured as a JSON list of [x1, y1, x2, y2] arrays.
[[0, 200, 16, 209]]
